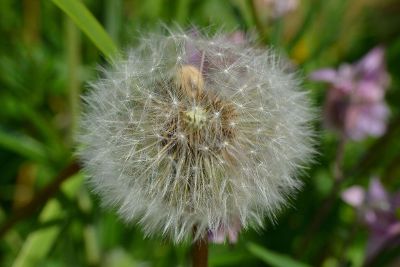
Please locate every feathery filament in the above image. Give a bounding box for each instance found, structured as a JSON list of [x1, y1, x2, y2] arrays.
[[77, 30, 315, 242]]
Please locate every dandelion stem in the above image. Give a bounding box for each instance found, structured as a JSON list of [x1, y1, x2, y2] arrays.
[[192, 233, 208, 267]]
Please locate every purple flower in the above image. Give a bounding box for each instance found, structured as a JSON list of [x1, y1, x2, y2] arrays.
[[342, 178, 400, 259], [185, 31, 247, 74], [310, 47, 390, 140], [255, 0, 299, 19], [208, 220, 242, 244]]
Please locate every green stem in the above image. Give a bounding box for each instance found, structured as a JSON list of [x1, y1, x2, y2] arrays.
[[66, 18, 81, 143]]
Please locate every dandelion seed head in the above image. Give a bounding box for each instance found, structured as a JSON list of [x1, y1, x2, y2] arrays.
[[77, 29, 315, 243]]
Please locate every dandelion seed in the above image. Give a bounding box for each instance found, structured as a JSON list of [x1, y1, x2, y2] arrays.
[[77, 29, 315, 243]]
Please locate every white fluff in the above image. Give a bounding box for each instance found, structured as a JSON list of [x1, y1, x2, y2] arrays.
[[77, 29, 315, 243]]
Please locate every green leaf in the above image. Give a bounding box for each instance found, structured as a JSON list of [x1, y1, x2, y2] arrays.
[[0, 130, 47, 162], [52, 0, 118, 61], [12, 200, 62, 267], [210, 251, 253, 266], [103, 248, 139, 267], [247, 242, 311, 267], [11, 174, 84, 267]]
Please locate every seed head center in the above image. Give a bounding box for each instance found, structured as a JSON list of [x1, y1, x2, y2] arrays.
[[184, 106, 207, 129]]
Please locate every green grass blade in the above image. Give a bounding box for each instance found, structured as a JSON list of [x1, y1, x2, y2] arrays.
[[247, 242, 311, 267], [52, 0, 118, 61], [0, 130, 47, 162]]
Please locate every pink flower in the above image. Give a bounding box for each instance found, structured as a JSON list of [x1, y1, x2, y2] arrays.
[[208, 220, 242, 244], [185, 31, 247, 73], [342, 178, 400, 259], [310, 47, 390, 140], [255, 0, 299, 19]]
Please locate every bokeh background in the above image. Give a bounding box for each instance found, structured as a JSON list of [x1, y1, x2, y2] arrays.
[[1, 0, 400, 266]]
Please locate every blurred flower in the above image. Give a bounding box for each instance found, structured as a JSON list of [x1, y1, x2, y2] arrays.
[[342, 178, 400, 258], [226, 31, 247, 45], [77, 29, 315, 243], [310, 47, 390, 140], [208, 219, 241, 244], [255, 0, 299, 19]]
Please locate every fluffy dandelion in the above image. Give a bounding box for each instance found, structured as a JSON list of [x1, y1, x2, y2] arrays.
[[77, 29, 315, 243]]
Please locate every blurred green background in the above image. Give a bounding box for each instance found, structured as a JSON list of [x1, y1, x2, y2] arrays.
[[1, 0, 400, 266]]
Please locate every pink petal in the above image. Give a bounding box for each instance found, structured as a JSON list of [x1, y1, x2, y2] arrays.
[[365, 210, 378, 225], [274, 0, 298, 17], [369, 178, 389, 203], [388, 222, 400, 236], [345, 103, 389, 140], [356, 109, 385, 138], [227, 31, 246, 45], [341, 186, 365, 207], [365, 118, 387, 137], [209, 229, 226, 244], [345, 106, 366, 140], [336, 64, 357, 93], [309, 69, 338, 83], [357, 47, 385, 74], [337, 64, 355, 80], [258, 0, 299, 18], [356, 81, 384, 102], [369, 103, 389, 121], [227, 228, 239, 243]]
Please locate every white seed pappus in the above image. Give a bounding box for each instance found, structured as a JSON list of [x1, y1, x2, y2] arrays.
[[77, 30, 315, 243]]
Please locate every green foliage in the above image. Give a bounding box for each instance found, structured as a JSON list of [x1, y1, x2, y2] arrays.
[[0, 130, 48, 162], [247, 242, 310, 267], [1, 0, 400, 266], [52, 0, 118, 61]]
